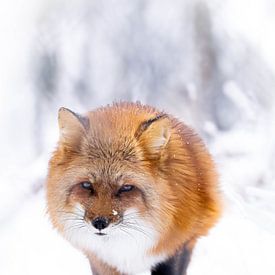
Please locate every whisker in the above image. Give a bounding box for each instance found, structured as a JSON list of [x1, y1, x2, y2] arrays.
[[122, 212, 140, 219], [57, 210, 84, 217], [118, 227, 136, 241], [60, 217, 84, 222], [64, 223, 86, 232], [120, 223, 153, 239]]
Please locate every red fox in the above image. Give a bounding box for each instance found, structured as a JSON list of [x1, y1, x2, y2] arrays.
[[46, 102, 222, 275]]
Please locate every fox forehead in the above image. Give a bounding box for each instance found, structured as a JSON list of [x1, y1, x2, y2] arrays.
[[77, 156, 142, 183], [80, 131, 140, 163]]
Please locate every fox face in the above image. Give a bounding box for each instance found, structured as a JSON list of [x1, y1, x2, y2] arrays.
[[53, 156, 161, 237], [46, 102, 221, 274]]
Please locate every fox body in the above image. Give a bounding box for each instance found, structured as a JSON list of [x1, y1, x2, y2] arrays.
[[46, 102, 221, 275]]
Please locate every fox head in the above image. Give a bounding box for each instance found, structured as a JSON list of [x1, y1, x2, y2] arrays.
[[46, 103, 221, 261]]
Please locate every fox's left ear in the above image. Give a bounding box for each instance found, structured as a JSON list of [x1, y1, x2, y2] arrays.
[[58, 107, 89, 143], [135, 114, 171, 158]]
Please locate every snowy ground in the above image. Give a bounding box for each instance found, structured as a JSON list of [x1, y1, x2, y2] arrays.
[[1, 0, 275, 274]]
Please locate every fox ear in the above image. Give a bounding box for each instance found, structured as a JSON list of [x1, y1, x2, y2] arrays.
[[135, 114, 171, 158], [58, 107, 89, 142]]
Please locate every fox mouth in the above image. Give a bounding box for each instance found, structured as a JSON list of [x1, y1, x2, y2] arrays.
[[95, 232, 107, 236]]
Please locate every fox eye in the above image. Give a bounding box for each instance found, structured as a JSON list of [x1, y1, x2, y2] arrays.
[[117, 185, 135, 195], [80, 181, 94, 192]]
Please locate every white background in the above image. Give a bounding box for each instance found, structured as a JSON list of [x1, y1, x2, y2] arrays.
[[0, 0, 275, 274]]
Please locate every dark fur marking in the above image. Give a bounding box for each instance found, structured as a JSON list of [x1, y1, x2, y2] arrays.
[[61, 107, 90, 131], [151, 244, 192, 275], [135, 114, 167, 139]]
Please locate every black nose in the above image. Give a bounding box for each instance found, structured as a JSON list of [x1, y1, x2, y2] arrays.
[[92, 217, 109, 230]]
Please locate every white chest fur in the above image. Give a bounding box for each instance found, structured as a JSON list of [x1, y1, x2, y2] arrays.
[[63, 207, 166, 274], [91, 228, 165, 274]]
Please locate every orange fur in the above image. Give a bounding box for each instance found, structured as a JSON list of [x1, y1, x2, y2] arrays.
[[46, 102, 222, 274]]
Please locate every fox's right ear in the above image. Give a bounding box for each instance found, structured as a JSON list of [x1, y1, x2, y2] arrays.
[[135, 114, 171, 159], [58, 107, 89, 143]]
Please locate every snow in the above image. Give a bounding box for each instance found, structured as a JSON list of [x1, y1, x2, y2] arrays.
[[1, 0, 275, 274], [112, 209, 118, 216], [0, 193, 89, 275]]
